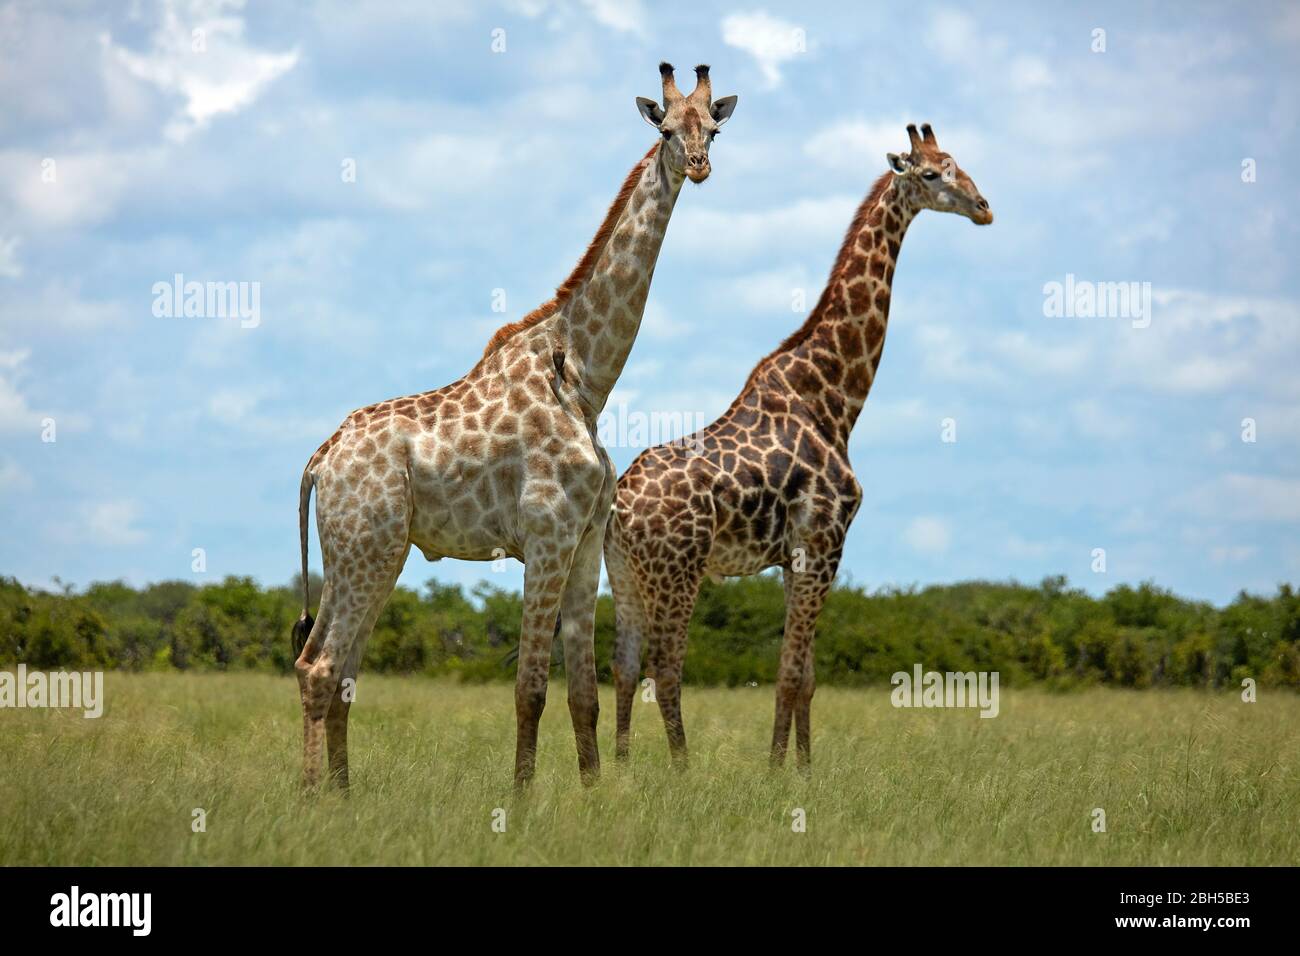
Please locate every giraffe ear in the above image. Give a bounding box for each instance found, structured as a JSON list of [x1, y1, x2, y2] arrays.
[[887, 152, 912, 174], [636, 96, 665, 127], [710, 95, 738, 127]]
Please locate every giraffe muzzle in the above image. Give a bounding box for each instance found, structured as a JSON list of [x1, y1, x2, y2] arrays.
[[685, 154, 711, 183]]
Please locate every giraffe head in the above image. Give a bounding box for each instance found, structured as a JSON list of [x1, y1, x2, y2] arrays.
[[636, 63, 738, 184], [887, 123, 992, 225]]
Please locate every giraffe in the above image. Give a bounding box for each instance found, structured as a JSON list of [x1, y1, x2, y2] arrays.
[[291, 64, 738, 789], [605, 123, 991, 769]]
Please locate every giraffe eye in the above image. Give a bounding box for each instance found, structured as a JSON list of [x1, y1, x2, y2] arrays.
[[661, 128, 672, 140], [922, 169, 940, 181]]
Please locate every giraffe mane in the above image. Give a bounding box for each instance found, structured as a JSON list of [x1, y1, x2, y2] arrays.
[[482, 142, 661, 357], [736, 170, 895, 391]]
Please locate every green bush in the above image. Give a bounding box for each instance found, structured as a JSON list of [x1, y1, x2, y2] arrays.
[[0, 573, 1296, 689]]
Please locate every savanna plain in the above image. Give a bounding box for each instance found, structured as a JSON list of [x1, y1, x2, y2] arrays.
[[1, 674, 1295, 866]]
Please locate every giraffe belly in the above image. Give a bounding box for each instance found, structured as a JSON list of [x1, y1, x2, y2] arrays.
[[405, 454, 523, 563], [705, 535, 783, 579]]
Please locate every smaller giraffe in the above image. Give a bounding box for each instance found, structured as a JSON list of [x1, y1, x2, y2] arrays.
[[606, 123, 991, 769]]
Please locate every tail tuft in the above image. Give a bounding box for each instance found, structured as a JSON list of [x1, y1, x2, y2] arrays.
[[293, 468, 316, 662], [291, 613, 314, 660]]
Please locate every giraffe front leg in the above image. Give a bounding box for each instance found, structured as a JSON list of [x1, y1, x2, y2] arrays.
[[514, 537, 575, 788], [653, 642, 688, 768], [648, 580, 702, 770], [794, 660, 817, 771], [643, 556, 705, 769], [559, 523, 605, 785]]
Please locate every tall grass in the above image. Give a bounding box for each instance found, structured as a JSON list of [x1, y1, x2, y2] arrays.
[[0, 673, 1294, 865]]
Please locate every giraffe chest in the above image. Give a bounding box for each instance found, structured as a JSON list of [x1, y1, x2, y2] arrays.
[[403, 394, 609, 560], [703, 430, 859, 575]]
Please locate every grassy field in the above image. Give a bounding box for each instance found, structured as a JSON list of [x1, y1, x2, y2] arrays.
[[0, 673, 1296, 866]]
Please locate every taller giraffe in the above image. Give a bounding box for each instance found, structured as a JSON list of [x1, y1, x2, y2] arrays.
[[292, 64, 738, 788], [606, 123, 991, 769]]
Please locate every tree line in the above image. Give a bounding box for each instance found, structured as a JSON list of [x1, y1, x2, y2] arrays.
[[1, 573, 1297, 689]]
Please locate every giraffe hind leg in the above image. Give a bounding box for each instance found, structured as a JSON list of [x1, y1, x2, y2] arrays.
[[298, 484, 410, 791], [325, 635, 368, 790]]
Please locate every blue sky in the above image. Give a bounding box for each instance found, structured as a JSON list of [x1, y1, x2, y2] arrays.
[[1, 0, 1297, 605]]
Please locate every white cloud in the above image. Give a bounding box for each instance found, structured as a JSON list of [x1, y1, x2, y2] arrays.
[[804, 119, 903, 172], [916, 325, 1005, 386], [1003, 534, 1057, 559], [925, 9, 1002, 66], [0, 149, 137, 229], [721, 11, 807, 88], [913, 288, 1300, 402], [105, 0, 299, 142], [0, 278, 127, 330], [804, 116, 988, 174], [1007, 55, 1052, 92], [578, 0, 645, 34], [1114, 508, 1157, 535], [0, 458, 31, 493], [0, 349, 40, 432], [85, 500, 147, 547], [852, 397, 935, 447], [638, 300, 691, 340], [0, 236, 21, 278], [1211, 545, 1257, 565], [671, 194, 857, 261], [0, 348, 91, 434], [992, 331, 1091, 377], [207, 385, 265, 425], [903, 515, 951, 555], [1070, 398, 1133, 442], [1114, 289, 1300, 397], [363, 132, 520, 212], [714, 265, 814, 314], [1179, 474, 1300, 523], [922, 9, 1251, 178]]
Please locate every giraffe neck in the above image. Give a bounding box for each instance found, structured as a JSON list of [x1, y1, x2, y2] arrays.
[[559, 145, 684, 416], [755, 173, 922, 449]]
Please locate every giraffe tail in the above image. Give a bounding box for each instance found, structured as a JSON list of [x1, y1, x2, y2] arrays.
[[291, 468, 315, 660]]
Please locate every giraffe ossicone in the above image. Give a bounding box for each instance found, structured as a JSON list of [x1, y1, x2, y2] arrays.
[[605, 123, 991, 770], [291, 63, 739, 789]]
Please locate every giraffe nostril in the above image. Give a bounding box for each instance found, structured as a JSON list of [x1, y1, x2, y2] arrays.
[[976, 197, 988, 210]]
